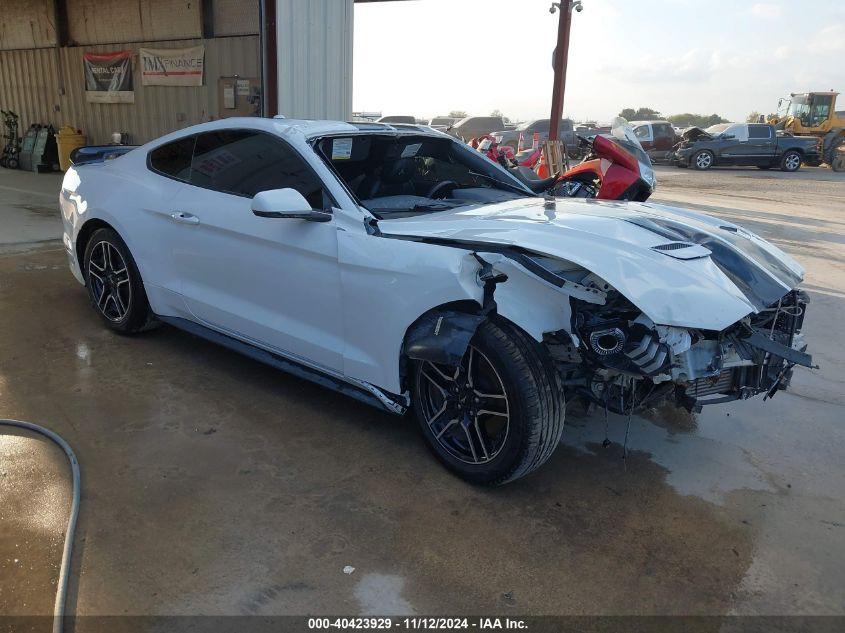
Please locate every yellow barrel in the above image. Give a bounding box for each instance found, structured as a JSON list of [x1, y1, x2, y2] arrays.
[[55, 126, 87, 171]]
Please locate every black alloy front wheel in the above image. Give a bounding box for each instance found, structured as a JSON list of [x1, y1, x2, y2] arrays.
[[411, 319, 565, 485]]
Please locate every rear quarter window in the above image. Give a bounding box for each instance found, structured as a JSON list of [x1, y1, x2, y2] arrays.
[[148, 136, 195, 181], [748, 125, 772, 139]]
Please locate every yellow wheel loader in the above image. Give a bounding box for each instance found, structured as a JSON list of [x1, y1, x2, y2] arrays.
[[768, 92, 845, 166]]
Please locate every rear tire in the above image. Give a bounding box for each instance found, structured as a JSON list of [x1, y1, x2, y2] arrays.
[[780, 150, 802, 172], [82, 227, 158, 334], [411, 319, 565, 485], [692, 150, 714, 170]]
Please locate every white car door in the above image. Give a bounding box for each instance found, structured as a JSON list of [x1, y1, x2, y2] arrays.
[[166, 129, 344, 372], [139, 135, 196, 312]]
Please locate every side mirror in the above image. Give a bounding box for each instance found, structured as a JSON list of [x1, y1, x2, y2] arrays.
[[251, 188, 331, 222]]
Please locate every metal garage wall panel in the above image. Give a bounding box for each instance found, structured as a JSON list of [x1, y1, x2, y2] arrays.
[[0, 0, 57, 50], [0, 36, 259, 145], [67, 0, 202, 45], [214, 0, 260, 36], [0, 47, 59, 131], [276, 0, 353, 120]]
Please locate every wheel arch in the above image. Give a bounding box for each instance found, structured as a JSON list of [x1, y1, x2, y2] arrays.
[[75, 218, 119, 272], [398, 287, 568, 393], [399, 300, 484, 389]]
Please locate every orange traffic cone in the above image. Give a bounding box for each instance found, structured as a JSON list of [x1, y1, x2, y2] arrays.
[[517, 132, 525, 153], [536, 151, 549, 178], [532, 132, 540, 150]]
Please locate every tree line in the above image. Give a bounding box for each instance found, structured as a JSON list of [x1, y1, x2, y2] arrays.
[[618, 107, 729, 128]]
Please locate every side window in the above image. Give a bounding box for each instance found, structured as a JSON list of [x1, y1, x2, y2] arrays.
[[634, 125, 650, 140], [653, 124, 672, 139], [148, 136, 194, 181], [190, 130, 326, 208], [560, 120, 573, 132], [533, 120, 550, 133], [748, 125, 771, 139]]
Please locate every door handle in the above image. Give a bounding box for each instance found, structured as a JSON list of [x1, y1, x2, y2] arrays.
[[170, 211, 200, 225]]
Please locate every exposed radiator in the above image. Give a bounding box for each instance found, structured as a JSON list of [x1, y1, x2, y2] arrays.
[[686, 369, 735, 397]]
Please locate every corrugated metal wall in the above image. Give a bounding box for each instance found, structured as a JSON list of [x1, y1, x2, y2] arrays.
[[66, 0, 202, 45], [214, 0, 260, 37], [276, 0, 353, 121], [0, 0, 57, 50], [0, 36, 259, 145], [0, 0, 358, 147]]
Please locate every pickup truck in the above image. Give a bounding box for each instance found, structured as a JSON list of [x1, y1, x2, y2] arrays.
[[672, 122, 822, 171], [631, 120, 678, 161]]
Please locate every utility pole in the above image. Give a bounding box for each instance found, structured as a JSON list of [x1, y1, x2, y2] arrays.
[[548, 1, 581, 141]]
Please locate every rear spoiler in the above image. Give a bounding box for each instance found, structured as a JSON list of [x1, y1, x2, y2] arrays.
[[69, 144, 138, 166]]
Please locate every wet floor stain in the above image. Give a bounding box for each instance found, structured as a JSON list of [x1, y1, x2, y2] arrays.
[[353, 573, 414, 615]]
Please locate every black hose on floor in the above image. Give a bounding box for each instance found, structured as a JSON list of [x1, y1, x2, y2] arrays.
[[1, 419, 80, 633]]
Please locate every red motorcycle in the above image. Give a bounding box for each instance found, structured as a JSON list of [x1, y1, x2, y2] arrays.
[[475, 135, 516, 165], [514, 118, 656, 201]]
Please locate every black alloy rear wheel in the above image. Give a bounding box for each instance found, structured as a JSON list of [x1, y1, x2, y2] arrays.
[[83, 227, 157, 334]]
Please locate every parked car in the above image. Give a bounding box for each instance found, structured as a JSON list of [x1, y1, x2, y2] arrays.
[[630, 120, 678, 160], [575, 124, 612, 137], [61, 118, 812, 485], [491, 118, 576, 152], [447, 116, 508, 141], [428, 117, 457, 132], [673, 122, 822, 171], [377, 115, 417, 125]]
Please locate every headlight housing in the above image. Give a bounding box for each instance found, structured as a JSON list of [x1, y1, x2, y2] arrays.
[[639, 160, 656, 189]]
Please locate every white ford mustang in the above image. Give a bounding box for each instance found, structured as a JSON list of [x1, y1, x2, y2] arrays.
[[60, 117, 812, 484]]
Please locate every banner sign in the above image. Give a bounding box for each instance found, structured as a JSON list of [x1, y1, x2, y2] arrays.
[[83, 51, 134, 103], [140, 46, 204, 86]]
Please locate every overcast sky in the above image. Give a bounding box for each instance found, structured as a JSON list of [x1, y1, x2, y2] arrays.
[[353, 0, 845, 123]]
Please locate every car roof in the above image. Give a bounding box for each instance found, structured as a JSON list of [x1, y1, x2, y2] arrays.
[[142, 117, 446, 149]]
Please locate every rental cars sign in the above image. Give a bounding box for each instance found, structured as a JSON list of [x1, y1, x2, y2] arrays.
[[83, 51, 134, 103], [139, 46, 204, 87]]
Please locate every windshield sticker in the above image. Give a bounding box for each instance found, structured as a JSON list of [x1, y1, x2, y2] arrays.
[[332, 138, 353, 160], [401, 143, 422, 158]]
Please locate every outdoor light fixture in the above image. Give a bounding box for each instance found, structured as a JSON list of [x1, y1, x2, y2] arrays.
[[550, 1, 583, 14]]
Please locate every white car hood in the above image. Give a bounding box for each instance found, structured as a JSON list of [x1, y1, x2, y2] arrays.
[[377, 197, 804, 331]]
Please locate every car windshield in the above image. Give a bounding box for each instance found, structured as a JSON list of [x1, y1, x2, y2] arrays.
[[314, 133, 532, 219], [609, 117, 651, 167]]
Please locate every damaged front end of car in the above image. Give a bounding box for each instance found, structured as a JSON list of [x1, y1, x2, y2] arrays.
[[545, 286, 812, 415], [374, 194, 814, 418]]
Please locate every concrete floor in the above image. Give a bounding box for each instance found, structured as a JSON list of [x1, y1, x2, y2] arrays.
[[1, 165, 844, 621]]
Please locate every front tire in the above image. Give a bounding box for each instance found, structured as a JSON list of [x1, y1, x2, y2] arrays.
[[780, 150, 802, 172], [83, 227, 157, 334], [692, 150, 714, 170], [411, 319, 565, 485]]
